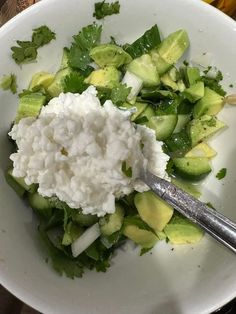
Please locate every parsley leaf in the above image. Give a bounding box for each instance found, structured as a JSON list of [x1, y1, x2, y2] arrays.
[[216, 168, 227, 180], [0, 74, 17, 94], [62, 72, 89, 93], [122, 161, 132, 178], [124, 25, 161, 59], [93, 1, 120, 20], [11, 25, 55, 64], [68, 23, 102, 71]]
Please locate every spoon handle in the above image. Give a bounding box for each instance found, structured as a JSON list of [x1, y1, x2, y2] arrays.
[[141, 170, 236, 253]]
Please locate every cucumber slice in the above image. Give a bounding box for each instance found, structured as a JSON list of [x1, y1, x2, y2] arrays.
[[6, 168, 37, 194], [173, 114, 191, 133], [73, 211, 98, 227], [28, 192, 52, 218], [173, 157, 212, 181], [147, 114, 177, 140], [99, 204, 124, 236], [47, 67, 72, 97], [119, 102, 148, 121], [5, 170, 26, 197]]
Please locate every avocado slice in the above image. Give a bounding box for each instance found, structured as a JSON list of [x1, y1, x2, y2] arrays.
[[183, 81, 205, 103], [182, 66, 201, 86], [193, 87, 224, 118], [90, 44, 132, 68], [127, 54, 160, 87], [29, 71, 54, 90], [164, 214, 204, 244], [188, 115, 226, 147], [173, 157, 212, 181], [150, 50, 172, 75], [123, 225, 158, 248], [185, 142, 217, 158], [84, 66, 120, 89], [157, 29, 190, 65], [99, 204, 124, 236], [134, 191, 174, 232]]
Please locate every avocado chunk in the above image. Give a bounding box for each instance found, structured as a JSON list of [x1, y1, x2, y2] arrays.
[[127, 54, 160, 87], [171, 178, 201, 199], [188, 115, 226, 147], [29, 71, 54, 90], [84, 66, 120, 88], [147, 114, 178, 140], [173, 157, 212, 181], [185, 142, 216, 158], [15, 93, 46, 123], [47, 67, 73, 97], [90, 44, 132, 68], [193, 87, 224, 118], [183, 81, 205, 103], [99, 204, 124, 236], [157, 29, 190, 65], [164, 214, 204, 244], [134, 191, 174, 232], [123, 225, 158, 248], [150, 50, 172, 75]]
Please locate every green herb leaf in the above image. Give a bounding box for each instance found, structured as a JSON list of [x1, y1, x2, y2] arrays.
[[134, 116, 149, 125], [63, 72, 89, 93], [68, 24, 102, 70], [32, 25, 56, 47], [124, 25, 161, 59], [0, 74, 17, 94], [140, 247, 152, 256], [216, 168, 227, 180], [110, 84, 131, 106], [93, 1, 120, 20], [122, 161, 132, 178], [201, 70, 226, 96]]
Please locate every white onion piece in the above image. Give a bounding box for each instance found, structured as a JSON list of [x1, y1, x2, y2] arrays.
[[122, 71, 143, 100], [71, 223, 101, 257]]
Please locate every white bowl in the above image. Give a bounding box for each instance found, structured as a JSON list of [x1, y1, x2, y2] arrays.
[[0, 0, 236, 313]]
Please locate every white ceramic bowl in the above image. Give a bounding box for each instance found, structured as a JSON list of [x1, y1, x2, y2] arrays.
[[0, 0, 236, 313]]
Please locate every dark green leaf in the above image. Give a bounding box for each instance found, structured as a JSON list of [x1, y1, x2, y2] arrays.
[[201, 69, 226, 96], [164, 130, 191, 157], [134, 116, 149, 125], [32, 25, 56, 47], [93, 1, 120, 20], [140, 247, 152, 256], [62, 72, 89, 93], [68, 44, 91, 71], [110, 84, 131, 106], [155, 98, 179, 115], [216, 168, 227, 180], [206, 202, 216, 210], [124, 25, 161, 59]]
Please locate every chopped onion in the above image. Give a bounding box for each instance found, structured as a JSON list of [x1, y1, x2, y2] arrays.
[[122, 71, 143, 100], [224, 94, 236, 105], [71, 223, 101, 257]]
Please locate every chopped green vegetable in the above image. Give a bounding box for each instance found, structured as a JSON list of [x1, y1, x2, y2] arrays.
[[11, 25, 55, 64], [124, 25, 161, 59], [110, 84, 131, 106], [62, 72, 89, 94], [68, 23, 102, 71], [93, 1, 120, 20], [216, 168, 227, 180], [201, 70, 226, 96], [122, 161, 132, 178], [0, 74, 17, 94]]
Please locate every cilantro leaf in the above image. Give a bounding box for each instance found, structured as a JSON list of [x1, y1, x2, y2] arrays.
[[216, 168, 227, 180], [122, 161, 133, 178], [0, 74, 17, 94], [124, 25, 161, 59], [11, 25, 55, 64], [62, 72, 89, 93], [201, 70, 226, 96], [32, 25, 56, 47], [93, 1, 120, 20], [110, 84, 131, 106], [140, 247, 152, 256], [68, 24, 102, 71]]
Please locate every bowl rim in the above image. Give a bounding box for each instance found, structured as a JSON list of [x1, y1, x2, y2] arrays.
[[0, 0, 236, 313]]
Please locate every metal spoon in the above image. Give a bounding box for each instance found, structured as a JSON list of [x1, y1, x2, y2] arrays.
[[140, 169, 236, 253]]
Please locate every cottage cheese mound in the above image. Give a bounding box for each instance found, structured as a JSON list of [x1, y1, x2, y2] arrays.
[[9, 86, 169, 216]]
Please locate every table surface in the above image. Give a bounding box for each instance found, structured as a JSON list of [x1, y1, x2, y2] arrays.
[[0, 1, 236, 314]]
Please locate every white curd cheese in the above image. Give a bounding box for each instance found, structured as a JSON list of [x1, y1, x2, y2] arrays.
[[9, 86, 169, 216]]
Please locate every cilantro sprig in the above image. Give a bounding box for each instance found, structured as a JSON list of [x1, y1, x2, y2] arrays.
[[93, 1, 120, 20], [11, 25, 56, 64]]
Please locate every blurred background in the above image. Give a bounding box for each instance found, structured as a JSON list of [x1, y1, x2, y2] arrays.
[[0, 0, 236, 313]]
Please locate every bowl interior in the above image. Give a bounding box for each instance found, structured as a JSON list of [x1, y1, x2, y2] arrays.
[[0, 0, 236, 313]]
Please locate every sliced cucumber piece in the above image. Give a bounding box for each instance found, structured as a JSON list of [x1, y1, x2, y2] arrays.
[[183, 81, 205, 103], [119, 102, 148, 121], [150, 50, 171, 75], [173, 114, 191, 133], [173, 157, 212, 181], [134, 191, 174, 232], [73, 211, 98, 227], [28, 192, 52, 218], [6, 168, 37, 194], [147, 114, 178, 140], [47, 67, 73, 97], [5, 170, 26, 197], [99, 204, 124, 236]]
